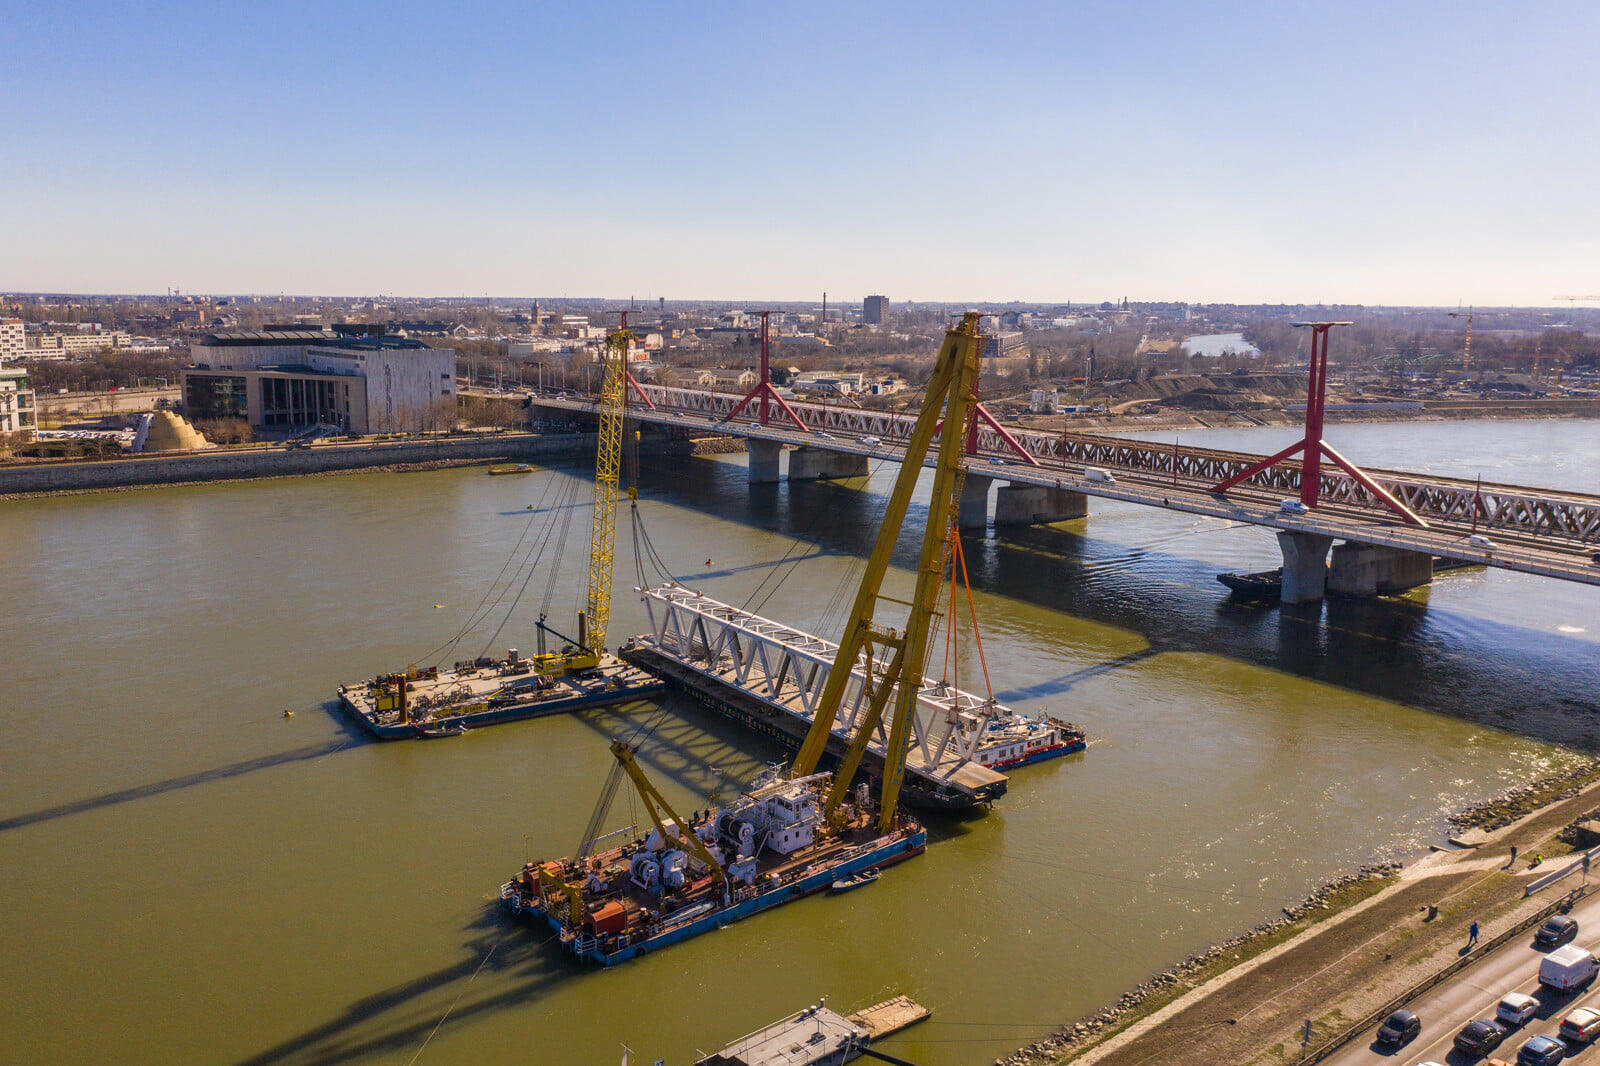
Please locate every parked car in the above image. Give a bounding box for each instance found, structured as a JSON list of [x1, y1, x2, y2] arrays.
[[1279, 498, 1308, 514], [1376, 1008, 1421, 1047], [1517, 1034, 1566, 1065], [1455, 1017, 1509, 1056], [1539, 945, 1599, 991], [1561, 1006, 1600, 1043], [1535, 914, 1580, 949], [1498, 992, 1540, 1027]]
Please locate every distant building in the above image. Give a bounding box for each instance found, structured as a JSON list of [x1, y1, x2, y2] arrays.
[[182, 327, 455, 434], [0, 318, 23, 362], [792, 370, 866, 395], [25, 328, 132, 356], [862, 295, 889, 325], [0, 365, 36, 442]]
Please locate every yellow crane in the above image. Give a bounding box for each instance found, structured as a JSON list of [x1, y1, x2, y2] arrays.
[[792, 312, 985, 832], [536, 323, 634, 675], [607, 739, 725, 879]]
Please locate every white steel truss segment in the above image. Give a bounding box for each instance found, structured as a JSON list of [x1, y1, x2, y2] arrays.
[[635, 585, 995, 775]]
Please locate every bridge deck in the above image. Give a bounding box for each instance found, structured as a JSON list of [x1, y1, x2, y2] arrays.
[[526, 387, 1600, 588]]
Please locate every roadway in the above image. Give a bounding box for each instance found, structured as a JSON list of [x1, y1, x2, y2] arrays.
[[1325, 885, 1600, 1066], [523, 389, 1600, 589]]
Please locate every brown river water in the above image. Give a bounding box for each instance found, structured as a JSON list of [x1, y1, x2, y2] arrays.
[[3, 418, 1599, 1065]]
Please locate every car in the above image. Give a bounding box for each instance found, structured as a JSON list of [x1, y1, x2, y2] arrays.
[[1498, 992, 1540, 1027], [1468, 533, 1497, 549], [1591, 550, 1600, 565], [1376, 1008, 1421, 1047], [858, 436, 882, 446], [1561, 1006, 1600, 1043], [1279, 498, 1309, 514], [1455, 1018, 1509, 1056], [1517, 1034, 1566, 1065], [1535, 914, 1580, 949], [989, 456, 1008, 465], [816, 432, 834, 440]]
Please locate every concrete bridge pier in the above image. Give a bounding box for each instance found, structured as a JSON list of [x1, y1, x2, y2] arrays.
[[994, 483, 1089, 525], [788, 446, 869, 481], [747, 438, 782, 484], [1277, 531, 1334, 604], [1327, 542, 1433, 597], [959, 475, 994, 529]]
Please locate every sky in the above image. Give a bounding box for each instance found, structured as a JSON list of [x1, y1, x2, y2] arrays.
[[3, 1, 1598, 305]]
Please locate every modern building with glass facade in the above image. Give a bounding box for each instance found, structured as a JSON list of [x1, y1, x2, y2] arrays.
[[181, 328, 455, 435]]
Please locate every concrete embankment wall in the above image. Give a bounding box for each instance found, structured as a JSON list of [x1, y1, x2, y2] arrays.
[[0, 432, 660, 495]]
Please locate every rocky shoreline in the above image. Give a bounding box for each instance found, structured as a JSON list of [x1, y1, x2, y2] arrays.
[[994, 863, 1402, 1066], [1448, 760, 1600, 832], [998, 762, 1600, 1066]]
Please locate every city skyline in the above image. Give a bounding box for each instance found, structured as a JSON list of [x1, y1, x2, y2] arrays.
[[5, 1, 1597, 304]]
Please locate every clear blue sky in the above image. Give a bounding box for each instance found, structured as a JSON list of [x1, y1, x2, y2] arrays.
[[4, 1, 1596, 304]]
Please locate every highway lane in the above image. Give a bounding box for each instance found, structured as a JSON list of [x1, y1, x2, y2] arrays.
[[1324, 886, 1600, 1066]]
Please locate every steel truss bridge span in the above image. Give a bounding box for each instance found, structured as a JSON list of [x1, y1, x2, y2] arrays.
[[528, 386, 1600, 586], [629, 585, 1009, 803]]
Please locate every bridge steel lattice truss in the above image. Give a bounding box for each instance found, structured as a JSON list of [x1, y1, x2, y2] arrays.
[[636, 585, 1002, 780], [625, 384, 1600, 545]]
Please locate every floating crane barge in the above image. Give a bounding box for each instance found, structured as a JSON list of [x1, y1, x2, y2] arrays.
[[505, 313, 1071, 963]]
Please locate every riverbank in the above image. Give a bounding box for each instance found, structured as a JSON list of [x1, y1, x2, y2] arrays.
[[0, 430, 700, 498], [1018, 397, 1600, 434], [1000, 760, 1600, 1066]]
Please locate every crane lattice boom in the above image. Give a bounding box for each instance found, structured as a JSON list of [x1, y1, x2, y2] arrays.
[[791, 312, 985, 832]]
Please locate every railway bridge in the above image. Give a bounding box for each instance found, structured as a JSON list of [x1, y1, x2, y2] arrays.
[[526, 383, 1600, 603]]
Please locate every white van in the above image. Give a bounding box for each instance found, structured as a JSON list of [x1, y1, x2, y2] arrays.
[[1539, 944, 1599, 990]]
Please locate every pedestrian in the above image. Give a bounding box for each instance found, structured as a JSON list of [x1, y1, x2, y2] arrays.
[[1511, 844, 1518, 863], [1468, 920, 1480, 947]]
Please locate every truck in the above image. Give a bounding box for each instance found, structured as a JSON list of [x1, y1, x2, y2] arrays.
[[1538, 944, 1598, 991]]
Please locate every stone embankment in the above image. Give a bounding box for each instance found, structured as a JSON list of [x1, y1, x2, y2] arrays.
[[1449, 760, 1600, 832], [0, 430, 694, 497], [994, 864, 1402, 1066]]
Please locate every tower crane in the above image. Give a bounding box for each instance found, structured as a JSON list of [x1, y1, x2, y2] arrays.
[[791, 312, 985, 832], [535, 321, 635, 675], [1448, 306, 1480, 374]]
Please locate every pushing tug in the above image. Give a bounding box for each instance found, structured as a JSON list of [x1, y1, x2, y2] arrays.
[[337, 322, 663, 739], [505, 313, 994, 962], [973, 712, 1086, 770]]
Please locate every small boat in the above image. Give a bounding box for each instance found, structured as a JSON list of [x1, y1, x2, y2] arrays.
[[830, 868, 880, 893], [487, 463, 535, 475], [415, 721, 468, 739], [1217, 568, 1282, 600]]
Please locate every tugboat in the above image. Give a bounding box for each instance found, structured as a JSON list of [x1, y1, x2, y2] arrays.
[[974, 713, 1087, 770]]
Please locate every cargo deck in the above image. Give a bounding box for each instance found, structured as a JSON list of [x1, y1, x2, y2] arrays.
[[337, 653, 664, 739]]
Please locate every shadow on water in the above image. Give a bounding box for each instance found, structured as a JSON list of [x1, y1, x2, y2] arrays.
[[626, 452, 1600, 751], [234, 905, 580, 1066], [0, 731, 366, 833]]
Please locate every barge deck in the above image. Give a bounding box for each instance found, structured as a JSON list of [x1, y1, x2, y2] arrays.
[[337, 652, 664, 739]]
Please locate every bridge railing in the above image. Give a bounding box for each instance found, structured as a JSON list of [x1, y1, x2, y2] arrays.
[[600, 385, 1600, 544]]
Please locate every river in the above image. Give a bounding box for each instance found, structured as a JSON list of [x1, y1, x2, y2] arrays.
[[3, 419, 1598, 1065]]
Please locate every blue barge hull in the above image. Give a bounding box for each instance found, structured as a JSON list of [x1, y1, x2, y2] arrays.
[[506, 829, 927, 965]]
